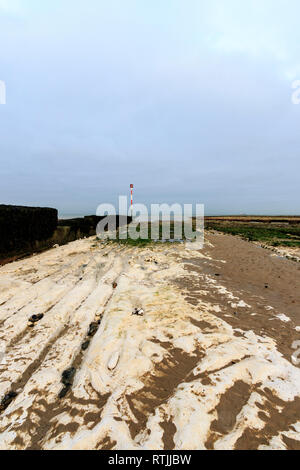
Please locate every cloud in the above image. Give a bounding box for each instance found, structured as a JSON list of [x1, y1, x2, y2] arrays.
[[0, 1, 299, 215], [0, 0, 22, 13]]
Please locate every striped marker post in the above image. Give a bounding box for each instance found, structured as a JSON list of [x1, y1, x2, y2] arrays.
[[130, 184, 134, 216]]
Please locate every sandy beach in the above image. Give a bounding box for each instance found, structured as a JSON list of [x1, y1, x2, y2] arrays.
[[0, 233, 299, 450]]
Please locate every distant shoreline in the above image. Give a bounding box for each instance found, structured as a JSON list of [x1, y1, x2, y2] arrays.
[[59, 214, 300, 220]]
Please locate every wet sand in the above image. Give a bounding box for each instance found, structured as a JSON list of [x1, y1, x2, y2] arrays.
[[0, 234, 299, 450]]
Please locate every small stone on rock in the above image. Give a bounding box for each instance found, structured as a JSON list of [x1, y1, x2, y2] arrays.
[[61, 367, 76, 386], [132, 308, 144, 316], [29, 314, 44, 323], [81, 341, 90, 351], [107, 352, 120, 370], [0, 391, 17, 410], [88, 322, 99, 337]]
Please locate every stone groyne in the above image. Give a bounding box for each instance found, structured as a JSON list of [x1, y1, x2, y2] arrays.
[[0, 205, 131, 265]]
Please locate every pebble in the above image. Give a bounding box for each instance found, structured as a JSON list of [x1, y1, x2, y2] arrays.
[[61, 367, 76, 386], [29, 314, 44, 324], [88, 322, 99, 337], [132, 308, 144, 316], [81, 340, 90, 351], [0, 391, 17, 411], [107, 352, 120, 370]]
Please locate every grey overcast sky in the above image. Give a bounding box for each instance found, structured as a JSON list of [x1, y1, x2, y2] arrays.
[[0, 0, 299, 216]]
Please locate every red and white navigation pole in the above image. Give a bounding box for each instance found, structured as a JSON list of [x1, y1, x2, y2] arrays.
[[130, 184, 134, 217]]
